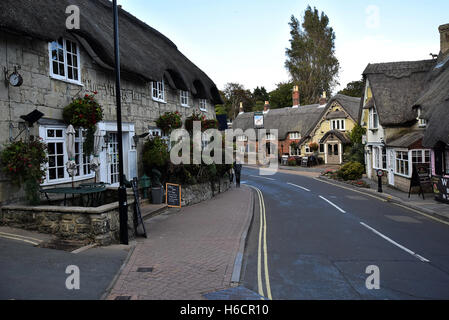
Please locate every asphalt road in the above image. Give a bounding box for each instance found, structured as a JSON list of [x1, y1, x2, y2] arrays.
[[0, 238, 129, 300], [240, 167, 449, 300]]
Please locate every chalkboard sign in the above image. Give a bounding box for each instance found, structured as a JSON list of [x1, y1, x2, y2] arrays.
[[409, 164, 431, 200], [132, 178, 147, 238], [433, 176, 449, 204], [166, 183, 181, 208]]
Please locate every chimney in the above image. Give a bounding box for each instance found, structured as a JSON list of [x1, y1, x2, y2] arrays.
[[292, 85, 300, 108], [239, 102, 244, 115], [319, 91, 327, 106], [264, 101, 270, 113], [439, 23, 449, 59]]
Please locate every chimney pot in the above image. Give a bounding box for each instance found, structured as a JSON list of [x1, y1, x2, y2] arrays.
[[439, 23, 449, 58], [264, 101, 270, 112], [319, 91, 328, 106], [292, 86, 300, 107], [239, 102, 244, 114]]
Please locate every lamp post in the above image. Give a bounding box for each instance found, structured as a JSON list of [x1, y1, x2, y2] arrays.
[[112, 0, 128, 245]]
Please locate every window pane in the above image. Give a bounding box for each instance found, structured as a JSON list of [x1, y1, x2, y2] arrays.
[[49, 168, 56, 180]]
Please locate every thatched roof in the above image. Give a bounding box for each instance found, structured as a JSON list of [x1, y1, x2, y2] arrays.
[[0, 0, 222, 104], [363, 60, 435, 126], [416, 56, 449, 147], [233, 94, 361, 141], [233, 104, 324, 140], [319, 130, 351, 144]]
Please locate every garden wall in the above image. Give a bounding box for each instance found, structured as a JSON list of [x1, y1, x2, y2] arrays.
[[0, 199, 136, 246], [180, 178, 232, 207]]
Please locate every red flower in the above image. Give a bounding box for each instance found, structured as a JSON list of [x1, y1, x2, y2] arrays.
[[85, 94, 89, 98], [93, 91, 98, 95]]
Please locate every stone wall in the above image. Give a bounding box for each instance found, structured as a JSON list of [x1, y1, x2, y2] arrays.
[[181, 178, 232, 207], [0, 199, 136, 246]]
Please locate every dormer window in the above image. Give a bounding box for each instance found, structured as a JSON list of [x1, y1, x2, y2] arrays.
[[290, 132, 301, 140], [417, 107, 427, 127], [48, 38, 81, 85], [152, 80, 165, 102]]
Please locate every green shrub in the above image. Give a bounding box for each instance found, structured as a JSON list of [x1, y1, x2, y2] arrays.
[[337, 161, 365, 181], [288, 157, 297, 166]]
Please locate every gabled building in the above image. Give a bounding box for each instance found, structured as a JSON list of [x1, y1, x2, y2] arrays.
[[0, 0, 222, 204], [360, 59, 435, 191], [233, 87, 361, 165]]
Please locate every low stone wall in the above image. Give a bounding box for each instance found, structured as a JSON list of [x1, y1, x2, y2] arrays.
[[181, 178, 232, 207], [0, 199, 136, 246]]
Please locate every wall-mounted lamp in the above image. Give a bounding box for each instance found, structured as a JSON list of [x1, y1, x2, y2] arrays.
[[9, 109, 44, 142], [132, 132, 150, 149]]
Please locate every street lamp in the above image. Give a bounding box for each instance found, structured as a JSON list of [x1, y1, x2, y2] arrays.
[[112, 0, 128, 245]]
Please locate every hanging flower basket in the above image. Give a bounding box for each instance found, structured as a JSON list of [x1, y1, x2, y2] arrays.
[[62, 93, 103, 155], [156, 111, 182, 135]]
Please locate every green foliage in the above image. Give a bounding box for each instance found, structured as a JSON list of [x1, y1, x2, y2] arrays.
[[285, 6, 340, 105], [0, 137, 48, 204], [142, 137, 169, 186], [338, 78, 366, 98], [344, 124, 367, 165], [253, 87, 269, 102], [221, 83, 254, 120], [337, 161, 365, 181], [63, 93, 104, 155], [215, 105, 227, 115], [269, 82, 294, 109], [288, 157, 297, 166], [155, 111, 182, 135]]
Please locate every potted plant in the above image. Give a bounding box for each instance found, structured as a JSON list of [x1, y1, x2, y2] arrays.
[[0, 137, 48, 205], [142, 136, 169, 204], [62, 92, 103, 155]]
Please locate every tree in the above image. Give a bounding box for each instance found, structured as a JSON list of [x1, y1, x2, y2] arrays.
[[344, 124, 367, 166], [222, 83, 254, 120], [269, 82, 294, 109], [253, 86, 269, 102], [339, 78, 366, 97], [285, 6, 340, 105]]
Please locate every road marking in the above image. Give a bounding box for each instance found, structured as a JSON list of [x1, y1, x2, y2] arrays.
[[360, 222, 430, 263], [287, 182, 311, 192], [319, 196, 346, 214], [247, 185, 272, 300], [0, 233, 40, 246], [249, 175, 275, 181]]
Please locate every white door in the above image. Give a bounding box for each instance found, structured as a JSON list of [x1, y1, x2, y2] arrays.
[[107, 132, 120, 186], [388, 149, 395, 186]]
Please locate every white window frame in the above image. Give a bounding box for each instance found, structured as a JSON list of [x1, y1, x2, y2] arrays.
[[372, 146, 387, 170], [266, 133, 276, 141], [290, 132, 301, 140], [48, 38, 82, 85], [152, 80, 166, 103], [180, 90, 189, 107], [289, 146, 300, 156], [331, 119, 346, 131], [237, 135, 247, 142], [395, 150, 410, 177], [39, 126, 95, 186], [305, 146, 311, 153], [411, 149, 431, 165], [369, 107, 379, 130], [199, 99, 207, 112]]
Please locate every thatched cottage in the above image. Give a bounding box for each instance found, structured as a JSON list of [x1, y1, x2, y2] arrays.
[[360, 23, 449, 195], [0, 0, 222, 204], [233, 86, 361, 165]]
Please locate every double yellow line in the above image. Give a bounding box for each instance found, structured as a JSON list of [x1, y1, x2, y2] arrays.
[[0, 231, 41, 246], [249, 185, 272, 300]]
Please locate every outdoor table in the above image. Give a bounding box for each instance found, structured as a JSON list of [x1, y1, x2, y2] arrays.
[[40, 186, 107, 207]]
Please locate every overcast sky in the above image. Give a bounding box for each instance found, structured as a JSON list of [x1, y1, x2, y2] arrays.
[[117, 0, 448, 94]]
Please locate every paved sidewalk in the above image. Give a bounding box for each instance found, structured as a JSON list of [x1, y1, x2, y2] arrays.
[[318, 176, 449, 222], [107, 186, 253, 300]]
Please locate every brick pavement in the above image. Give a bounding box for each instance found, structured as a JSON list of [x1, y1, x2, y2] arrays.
[[107, 185, 253, 300]]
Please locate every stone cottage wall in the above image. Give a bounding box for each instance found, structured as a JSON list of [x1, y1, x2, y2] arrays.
[[0, 30, 216, 204]]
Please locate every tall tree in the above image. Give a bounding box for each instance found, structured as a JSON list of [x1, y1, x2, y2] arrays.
[[338, 78, 366, 97], [253, 86, 270, 102], [285, 6, 340, 105], [222, 83, 254, 120], [269, 82, 294, 109]]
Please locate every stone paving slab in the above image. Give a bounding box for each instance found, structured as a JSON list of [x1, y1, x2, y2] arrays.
[[107, 186, 253, 300]]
